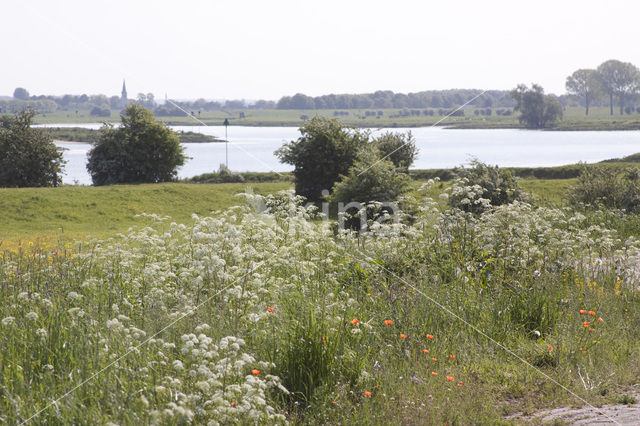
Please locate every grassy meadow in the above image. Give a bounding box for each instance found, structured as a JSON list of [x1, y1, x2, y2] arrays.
[[34, 106, 640, 130], [2, 175, 640, 424]]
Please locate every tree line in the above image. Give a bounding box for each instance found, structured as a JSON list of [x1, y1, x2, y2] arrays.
[[565, 59, 640, 115]]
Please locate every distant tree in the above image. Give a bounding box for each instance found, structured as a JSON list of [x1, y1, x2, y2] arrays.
[[565, 69, 601, 115], [0, 108, 64, 187], [510, 84, 563, 128], [86, 104, 185, 185], [275, 117, 367, 204], [223, 99, 245, 109], [597, 60, 640, 115], [13, 87, 30, 100], [90, 105, 111, 117], [371, 131, 418, 171], [290, 93, 316, 109], [109, 95, 121, 109]]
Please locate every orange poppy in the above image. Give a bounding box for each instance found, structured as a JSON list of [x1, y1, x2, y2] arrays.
[[457, 381, 463, 387], [583, 321, 590, 327], [267, 306, 275, 313], [431, 357, 437, 362], [426, 334, 434, 340], [548, 345, 553, 351], [351, 318, 359, 325], [597, 317, 603, 322], [579, 309, 587, 314], [588, 328, 594, 331], [449, 354, 456, 359], [364, 391, 372, 397], [231, 401, 236, 407], [588, 311, 596, 316], [400, 333, 407, 339], [431, 371, 438, 376], [251, 369, 260, 375], [384, 320, 393, 326], [446, 376, 454, 381], [423, 349, 430, 354]]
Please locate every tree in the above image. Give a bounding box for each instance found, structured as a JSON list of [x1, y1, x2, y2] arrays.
[[565, 69, 601, 115], [275, 117, 368, 204], [597, 60, 640, 115], [0, 108, 64, 187], [371, 131, 418, 170], [510, 84, 563, 128], [13, 87, 30, 100], [86, 104, 185, 185]]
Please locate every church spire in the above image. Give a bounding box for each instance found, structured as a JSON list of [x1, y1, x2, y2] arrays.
[[121, 79, 128, 107]]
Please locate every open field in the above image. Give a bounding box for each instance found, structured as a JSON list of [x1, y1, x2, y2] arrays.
[[33, 106, 640, 130], [2, 176, 640, 424]]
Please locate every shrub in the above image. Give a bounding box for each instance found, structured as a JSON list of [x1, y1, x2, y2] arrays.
[[274, 117, 368, 204], [0, 108, 64, 187], [86, 104, 185, 185], [568, 166, 640, 212], [448, 160, 524, 214], [371, 131, 418, 171]]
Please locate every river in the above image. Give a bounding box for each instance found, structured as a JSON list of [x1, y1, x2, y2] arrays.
[[48, 124, 640, 185]]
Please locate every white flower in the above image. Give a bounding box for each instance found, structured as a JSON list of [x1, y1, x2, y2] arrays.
[[26, 311, 39, 321], [172, 360, 184, 371], [2, 317, 15, 326]]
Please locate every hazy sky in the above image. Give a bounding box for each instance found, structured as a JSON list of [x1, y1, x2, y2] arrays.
[[3, 0, 639, 100]]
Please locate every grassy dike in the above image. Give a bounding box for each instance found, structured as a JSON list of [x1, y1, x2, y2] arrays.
[[0, 182, 291, 248]]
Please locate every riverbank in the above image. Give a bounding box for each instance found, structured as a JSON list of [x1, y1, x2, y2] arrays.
[[46, 127, 223, 143], [34, 106, 640, 131]]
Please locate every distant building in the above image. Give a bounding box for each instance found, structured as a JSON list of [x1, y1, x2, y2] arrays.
[[121, 80, 128, 107]]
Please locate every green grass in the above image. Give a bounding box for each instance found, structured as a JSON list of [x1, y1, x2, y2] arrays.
[[34, 106, 640, 130], [2, 179, 640, 424], [0, 182, 291, 248]]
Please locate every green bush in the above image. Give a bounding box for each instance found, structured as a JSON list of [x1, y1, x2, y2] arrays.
[[568, 165, 640, 212], [86, 104, 185, 185], [448, 160, 525, 213], [0, 108, 64, 187]]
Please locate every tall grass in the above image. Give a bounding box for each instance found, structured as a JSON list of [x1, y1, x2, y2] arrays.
[[1, 184, 640, 424]]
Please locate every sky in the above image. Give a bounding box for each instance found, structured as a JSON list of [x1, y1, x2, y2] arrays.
[[2, 0, 640, 101]]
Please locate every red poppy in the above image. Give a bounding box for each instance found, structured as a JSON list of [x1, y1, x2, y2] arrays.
[[384, 320, 393, 326], [431, 371, 438, 376], [251, 369, 260, 375], [431, 357, 437, 362], [400, 333, 407, 339], [446, 376, 454, 381], [579, 309, 587, 314], [423, 349, 430, 354], [457, 381, 463, 387], [267, 306, 275, 313], [588, 311, 596, 316], [449, 354, 456, 359], [351, 318, 359, 325], [548, 345, 553, 351], [597, 317, 603, 322], [583, 321, 590, 327], [231, 401, 236, 407], [364, 391, 372, 397], [426, 334, 434, 340]]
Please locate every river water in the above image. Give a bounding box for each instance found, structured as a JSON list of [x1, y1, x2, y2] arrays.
[[48, 124, 640, 185]]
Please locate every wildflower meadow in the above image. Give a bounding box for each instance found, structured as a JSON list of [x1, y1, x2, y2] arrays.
[[1, 180, 640, 424]]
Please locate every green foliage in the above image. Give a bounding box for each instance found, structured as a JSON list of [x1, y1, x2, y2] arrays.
[[86, 104, 185, 185], [568, 165, 640, 212], [511, 84, 563, 128], [565, 69, 601, 115], [371, 131, 418, 170], [448, 160, 524, 213], [275, 117, 368, 203], [89, 105, 111, 117], [12, 87, 30, 100], [597, 59, 640, 115], [329, 146, 412, 206], [0, 109, 64, 187]]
